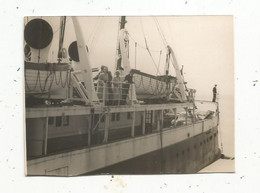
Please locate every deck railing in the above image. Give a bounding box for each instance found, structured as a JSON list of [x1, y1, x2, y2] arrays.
[[94, 80, 135, 106], [27, 112, 218, 160]]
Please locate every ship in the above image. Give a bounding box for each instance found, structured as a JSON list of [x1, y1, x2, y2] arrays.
[[24, 16, 221, 176]]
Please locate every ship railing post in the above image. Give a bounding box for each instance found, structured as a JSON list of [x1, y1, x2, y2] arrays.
[[192, 105, 195, 123], [119, 82, 123, 106], [68, 74, 73, 101], [161, 109, 164, 129], [142, 110, 146, 135], [174, 108, 177, 127], [130, 84, 133, 105], [152, 110, 155, 130], [88, 115, 92, 146], [44, 117, 49, 155], [156, 110, 160, 131], [103, 112, 109, 143], [131, 111, 136, 137], [66, 71, 71, 100], [128, 83, 135, 105], [103, 83, 106, 106]]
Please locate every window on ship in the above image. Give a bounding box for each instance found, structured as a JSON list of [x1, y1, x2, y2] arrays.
[[48, 117, 54, 125], [56, 117, 62, 127], [116, 113, 120, 121], [111, 113, 116, 121]]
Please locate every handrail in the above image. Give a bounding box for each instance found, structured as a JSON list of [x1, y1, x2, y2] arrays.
[[94, 80, 134, 106]]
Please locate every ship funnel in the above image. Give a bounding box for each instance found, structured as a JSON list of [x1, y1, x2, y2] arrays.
[[24, 18, 53, 63]]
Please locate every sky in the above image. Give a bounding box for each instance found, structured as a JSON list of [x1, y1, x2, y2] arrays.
[[25, 16, 234, 99]]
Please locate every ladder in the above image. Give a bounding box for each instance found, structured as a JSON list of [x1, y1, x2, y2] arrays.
[[172, 88, 183, 101], [145, 110, 153, 132]]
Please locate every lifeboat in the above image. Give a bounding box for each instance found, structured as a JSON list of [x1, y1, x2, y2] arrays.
[[132, 69, 182, 101], [24, 18, 70, 99]]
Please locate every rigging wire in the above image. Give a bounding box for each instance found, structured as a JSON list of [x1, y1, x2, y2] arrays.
[[52, 17, 72, 36], [53, 16, 103, 53], [87, 17, 102, 44], [166, 17, 174, 46], [153, 17, 168, 46], [89, 17, 104, 50], [146, 48, 162, 75], [134, 42, 137, 69], [156, 50, 162, 75], [139, 17, 162, 75], [128, 33, 164, 53]]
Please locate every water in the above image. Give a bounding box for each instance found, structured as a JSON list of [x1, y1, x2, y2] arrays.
[[218, 95, 235, 157]]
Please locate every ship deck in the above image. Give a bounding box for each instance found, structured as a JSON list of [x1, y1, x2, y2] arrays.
[[26, 102, 192, 118]]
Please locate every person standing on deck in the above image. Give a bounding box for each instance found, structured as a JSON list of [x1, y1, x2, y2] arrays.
[[122, 70, 134, 104], [107, 68, 114, 105], [113, 70, 121, 105], [93, 66, 105, 81], [97, 67, 108, 102], [212, 84, 217, 102]]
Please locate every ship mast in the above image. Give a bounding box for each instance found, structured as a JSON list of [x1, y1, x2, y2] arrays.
[[120, 16, 127, 30]]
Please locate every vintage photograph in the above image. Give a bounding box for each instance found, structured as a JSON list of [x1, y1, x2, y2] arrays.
[[24, 16, 234, 176]]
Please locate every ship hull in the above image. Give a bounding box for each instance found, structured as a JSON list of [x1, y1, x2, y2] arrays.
[[27, 114, 220, 176], [88, 126, 221, 174]]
